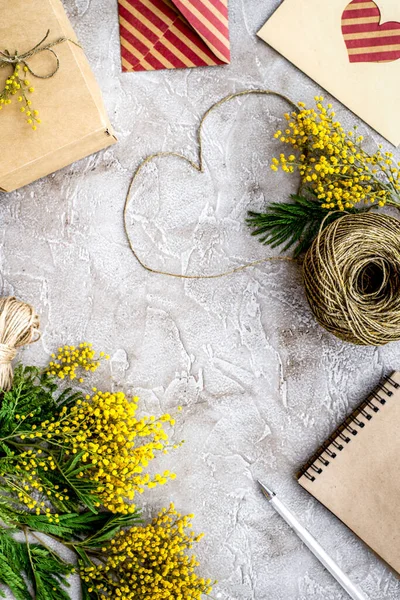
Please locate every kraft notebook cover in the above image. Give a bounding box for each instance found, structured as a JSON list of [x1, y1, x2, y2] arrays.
[[257, 0, 400, 146], [298, 372, 400, 574]]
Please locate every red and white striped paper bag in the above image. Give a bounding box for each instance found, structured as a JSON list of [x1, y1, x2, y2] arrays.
[[118, 0, 230, 71]]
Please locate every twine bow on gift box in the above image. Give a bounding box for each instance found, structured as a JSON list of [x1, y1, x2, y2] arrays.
[[0, 30, 79, 78], [0, 30, 80, 129]]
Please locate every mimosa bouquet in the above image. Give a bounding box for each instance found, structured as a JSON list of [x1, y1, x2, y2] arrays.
[[248, 97, 400, 256], [0, 340, 214, 600]]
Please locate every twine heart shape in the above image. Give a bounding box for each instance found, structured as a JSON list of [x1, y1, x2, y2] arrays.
[[342, 0, 400, 63], [123, 89, 297, 279]]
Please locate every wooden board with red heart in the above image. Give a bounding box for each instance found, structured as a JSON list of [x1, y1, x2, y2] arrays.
[[258, 0, 400, 146]]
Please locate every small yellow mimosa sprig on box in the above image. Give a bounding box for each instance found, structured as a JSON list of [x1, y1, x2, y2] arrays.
[[0, 64, 41, 130]]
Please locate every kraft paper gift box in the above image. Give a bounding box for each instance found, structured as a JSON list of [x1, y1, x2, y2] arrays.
[[0, 0, 116, 192]]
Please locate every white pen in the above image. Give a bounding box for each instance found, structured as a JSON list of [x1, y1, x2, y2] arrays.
[[258, 481, 368, 600]]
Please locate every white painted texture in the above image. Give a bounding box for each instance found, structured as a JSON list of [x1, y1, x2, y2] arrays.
[[1, 1, 400, 598]]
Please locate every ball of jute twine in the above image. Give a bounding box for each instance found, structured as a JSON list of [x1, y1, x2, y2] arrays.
[[303, 212, 400, 346], [0, 297, 40, 391]]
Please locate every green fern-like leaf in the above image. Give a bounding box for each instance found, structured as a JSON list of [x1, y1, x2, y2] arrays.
[[79, 512, 142, 548], [0, 530, 31, 600], [0, 366, 85, 441], [247, 194, 364, 257], [0, 528, 75, 600], [28, 544, 73, 600], [16, 510, 140, 543], [0, 555, 31, 600], [0, 366, 57, 437]]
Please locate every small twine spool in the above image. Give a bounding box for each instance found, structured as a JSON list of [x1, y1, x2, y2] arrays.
[[0, 297, 40, 390], [303, 213, 400, 346]]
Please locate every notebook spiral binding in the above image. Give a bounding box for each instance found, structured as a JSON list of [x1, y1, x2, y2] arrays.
[[298, 373, 400, 483]]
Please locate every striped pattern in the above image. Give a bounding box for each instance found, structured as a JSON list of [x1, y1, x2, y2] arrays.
[[118, 0, 230, 72], [342, 0, 400, 63]]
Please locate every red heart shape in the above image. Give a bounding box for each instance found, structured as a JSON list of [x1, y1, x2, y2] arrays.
[[342, 0, 400, 63]]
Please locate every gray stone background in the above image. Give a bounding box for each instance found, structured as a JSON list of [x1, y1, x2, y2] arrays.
[[2, 0, 400, 599]]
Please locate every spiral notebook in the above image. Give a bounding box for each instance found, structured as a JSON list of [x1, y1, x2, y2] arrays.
[[298, 372, 400, 574]]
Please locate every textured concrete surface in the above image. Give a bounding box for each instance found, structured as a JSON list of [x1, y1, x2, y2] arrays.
[[1, 1, 400, 599]]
